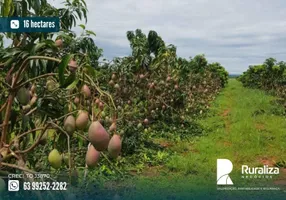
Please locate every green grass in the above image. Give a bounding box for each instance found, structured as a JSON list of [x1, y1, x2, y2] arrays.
[[165, 79, 286, 178]]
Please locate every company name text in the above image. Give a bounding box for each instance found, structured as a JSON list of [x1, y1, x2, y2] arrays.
[[242, 165, 279, 175]]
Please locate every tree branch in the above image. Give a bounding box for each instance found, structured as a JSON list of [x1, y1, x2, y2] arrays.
[[15, 73, 57, 90], [0, 93, 15, 148], [15, 125, 50, 154], [9, 127, 46, 146], [1, 162, 37, 174], [0, 100, 7, 113], [25, 107, 38, 116], [1, 56, 61, 148], [49, 121, 72, 185]]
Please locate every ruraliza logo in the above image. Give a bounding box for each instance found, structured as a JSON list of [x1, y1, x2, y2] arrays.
[[217, 159, 233, 185]]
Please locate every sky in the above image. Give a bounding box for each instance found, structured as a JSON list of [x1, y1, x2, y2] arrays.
[[31, 1, 286, 73]]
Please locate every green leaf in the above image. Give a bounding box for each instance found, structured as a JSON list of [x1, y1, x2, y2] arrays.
[[20, 51, 30, 59], [31, 42, 46, 55], [60, 72, 76, 88], [79, 24, 86, 30], [86, 30, 96, 37], [29, 120, 36, 141], [44, 39, 57, 46], [3, 57, 14, 68], [21, 0, 28, 17], [58, 54, 73, 86], [81, 0, 87, 7], [22, 115, 30, 132], [46, 60, 55, 73], [37, 98, 43, 108], [33, 0, 41, 14], [82, 8, 87, 23], [27, 0, 32, 11], [83, 64, 95, 77], [78, 138, 83, 148], [3, 0, 13, 17], [57, 133, 67, 151], [75, 9, 82, 20], [39, 59, 48, 74], [66, 77, 79, 90]]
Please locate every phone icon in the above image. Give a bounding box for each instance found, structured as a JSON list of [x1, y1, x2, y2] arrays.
[[10, 20, 20, 29], [8, 180, 19, 191]]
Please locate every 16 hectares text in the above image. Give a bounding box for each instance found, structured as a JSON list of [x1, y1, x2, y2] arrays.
[[23, 20, 56, 29]]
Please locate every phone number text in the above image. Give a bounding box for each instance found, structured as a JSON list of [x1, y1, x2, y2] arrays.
[[23, 182, 67, 190]]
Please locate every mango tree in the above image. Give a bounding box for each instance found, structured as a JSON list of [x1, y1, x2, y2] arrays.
[[0, 2, 116, 199]]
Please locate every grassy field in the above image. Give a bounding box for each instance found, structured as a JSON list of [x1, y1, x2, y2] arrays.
[[95, 79, 286, 199], [167, 79, 286, 173]]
